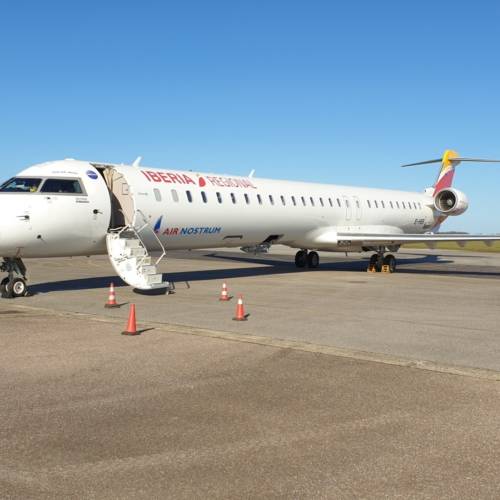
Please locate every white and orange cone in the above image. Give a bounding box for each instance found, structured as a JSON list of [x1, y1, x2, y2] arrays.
[[121, 304, 139, 335], [219, 281, 232, 301], [104, 282, 120, 308], [232, 295, 248, 321]]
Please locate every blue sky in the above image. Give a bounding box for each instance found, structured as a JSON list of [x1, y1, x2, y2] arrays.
[[1, 1, 499, 231]]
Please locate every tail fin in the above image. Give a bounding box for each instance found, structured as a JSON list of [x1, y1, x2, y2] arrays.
[[433, 149, 459, 194], [401, 150, 500, 195]]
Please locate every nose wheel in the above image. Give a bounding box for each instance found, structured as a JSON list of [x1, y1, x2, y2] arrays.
[[1, 258, 29, 298]]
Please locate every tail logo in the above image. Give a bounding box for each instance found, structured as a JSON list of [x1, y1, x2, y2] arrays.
[[153, 216, 163, 234]]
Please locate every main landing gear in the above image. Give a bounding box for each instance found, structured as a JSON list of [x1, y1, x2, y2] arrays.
[[367, 251, 396, 274], [294, 250, 320, 269], [1, 258, 28, 298]]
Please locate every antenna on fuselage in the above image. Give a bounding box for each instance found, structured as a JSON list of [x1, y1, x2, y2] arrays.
[[132, 156, 142, 167], [249, 169, 255, 178]]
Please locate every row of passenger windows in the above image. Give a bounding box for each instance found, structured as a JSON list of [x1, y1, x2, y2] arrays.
[[155, 188, 423, 211]]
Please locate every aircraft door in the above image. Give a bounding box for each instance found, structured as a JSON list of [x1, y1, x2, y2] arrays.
[[353, 196, 362, 221], [101, 168, 136, 228], [343, 195, 352, 221]]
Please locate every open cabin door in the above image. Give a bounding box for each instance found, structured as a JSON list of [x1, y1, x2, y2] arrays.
[[99, 167, 135, 229]]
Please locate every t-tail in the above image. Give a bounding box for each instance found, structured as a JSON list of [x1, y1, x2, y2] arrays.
[[401, 149, 500, 195]]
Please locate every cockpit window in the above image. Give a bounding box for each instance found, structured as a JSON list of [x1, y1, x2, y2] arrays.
[[40, 178, 83, 194], [0, 177, 42, 193]]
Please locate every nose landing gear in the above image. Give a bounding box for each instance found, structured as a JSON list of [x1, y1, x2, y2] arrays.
[[1, 258, 28, 298]]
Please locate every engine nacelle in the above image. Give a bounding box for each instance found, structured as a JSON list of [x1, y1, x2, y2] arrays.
[[434, 188, 469, 216]]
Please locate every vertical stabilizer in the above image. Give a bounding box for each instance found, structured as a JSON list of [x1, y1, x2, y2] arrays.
[[433, 149, 460, 194]]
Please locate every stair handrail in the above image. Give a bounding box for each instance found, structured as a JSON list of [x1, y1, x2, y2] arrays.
[[116, 209, 166, 267], [132, 209, 167, 266]]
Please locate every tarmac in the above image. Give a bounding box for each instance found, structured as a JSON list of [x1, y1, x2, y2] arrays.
[[1, 247, 500, 498]]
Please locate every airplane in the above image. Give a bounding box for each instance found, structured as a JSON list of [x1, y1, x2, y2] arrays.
[[1, 149, 500, 298]]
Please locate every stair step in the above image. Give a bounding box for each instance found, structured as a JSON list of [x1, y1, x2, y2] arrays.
[[125, 247, 147, 257], [140, 265, 157, 275], [147, 274, 163, 285], [123, 239, 142, 249]]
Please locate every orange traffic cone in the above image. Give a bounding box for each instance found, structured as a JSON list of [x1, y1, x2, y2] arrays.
[[232, 295, 248, 321], [121, 304, 139, 335], [219, 281, 232, 301], [104, 282, 120, 308]]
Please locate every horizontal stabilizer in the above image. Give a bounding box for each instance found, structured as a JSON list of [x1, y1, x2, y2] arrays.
[[402, 156, 500, 167]]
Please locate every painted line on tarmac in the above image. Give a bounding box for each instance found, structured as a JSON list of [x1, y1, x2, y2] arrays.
[[7, 303, 500, 382]]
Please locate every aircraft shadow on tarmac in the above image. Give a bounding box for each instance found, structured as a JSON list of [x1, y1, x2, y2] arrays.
[[28, 252, 500, 294]]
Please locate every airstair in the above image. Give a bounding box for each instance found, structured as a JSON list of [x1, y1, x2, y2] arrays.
[[106, 210, 171, 292]]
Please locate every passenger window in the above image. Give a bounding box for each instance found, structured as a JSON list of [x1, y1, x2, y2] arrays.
[[216, 192, 222, 203], [0, 177, 42, 193], [396, 201, 400, 209], [244, 193, 250, 204], [201, 191, 207, 203], [374, 200, 378, 208], [291, 196, 297, 206], [418, 202, 422, 209], [356, 199, 360, 208], [257, 194, 262, 205], [319, 197, 324, 207], [402, 202, 406, 209], [186, 190, 193, 203], [413, 202, 418, 209], [171, 189, 179, 202], [381, 200, 385, 208], [328, 198, 333, 207], [336, 198, 341, 207], [367, 200, 371, 208], [345, 199, 349, 208], [269, 195, 274, 205], [280, 195, 286, 206], [231, 193, 236, 204], [301, 196, 306, 206], [310, 197, 315, 207], [154, 188, 162, 202], [390, 201, 394, 209], [40, 178, 83, 194]]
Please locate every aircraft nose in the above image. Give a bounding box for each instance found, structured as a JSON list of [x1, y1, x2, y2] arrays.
[[0, 196, 31, 257]]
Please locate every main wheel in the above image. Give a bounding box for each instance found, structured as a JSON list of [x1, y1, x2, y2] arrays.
[[383, 254, 396, 273], [368, 254, 382, 272], [295, 250, 308, 268], [307, 251, 319, 268]]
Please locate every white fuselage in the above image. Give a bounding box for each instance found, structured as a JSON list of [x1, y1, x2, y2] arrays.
[[0, 159, 438, 258]]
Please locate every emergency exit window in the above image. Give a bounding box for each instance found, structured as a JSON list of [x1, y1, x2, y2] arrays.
[[153, 188, 162, 202]]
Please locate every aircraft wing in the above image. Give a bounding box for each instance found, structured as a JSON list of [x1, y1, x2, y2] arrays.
[[335, 232, 500, 247]]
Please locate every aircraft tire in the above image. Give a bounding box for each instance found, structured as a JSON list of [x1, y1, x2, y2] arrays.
[[0, 278, 9, 298], [307, 251, 319, 268], [4, 278, 28, 298], [368, 254, 379, 272], [383, 254, 396, 273], [295, 250, 308, 268]]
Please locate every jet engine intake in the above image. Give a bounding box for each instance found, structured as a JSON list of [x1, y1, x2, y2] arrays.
[[434, 188, 468, 216]]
